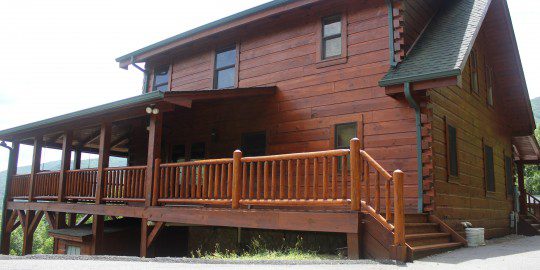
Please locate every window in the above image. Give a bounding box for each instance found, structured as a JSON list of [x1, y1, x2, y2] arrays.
[[505, 156, 514, 196], [214, 46, 237, 89], [446, 122, 459, 178], [171, 144, 186, 163], [470, 49, 479, 94], [190, 142, 206, 161], [486, 65, 494, 106], [335, 123, 357, 149], [241, 132, 266, 157], [484, 144, 495, 192], [153, 65, 170, 92], [322, 16, 343, 60], [66, 245, 81, 255]]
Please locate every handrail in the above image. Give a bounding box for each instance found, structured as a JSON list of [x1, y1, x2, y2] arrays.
[[242, 149, 350, 162], [360, 150, 392, 180]]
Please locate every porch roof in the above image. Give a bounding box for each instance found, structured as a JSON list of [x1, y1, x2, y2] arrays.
[[0, 87, 276, 143], [513, 135, 540, 163]]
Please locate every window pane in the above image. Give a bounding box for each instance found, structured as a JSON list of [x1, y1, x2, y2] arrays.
[[67, 246, 81, 255], [216, 67, 236, 89], [216, 48, 236, 69], [190, 143, 206, 160], [485, 145, 495, 192], [172, 144, 186, 163], [335, 123, 357, 149], [154, 67, 169, 86], [448, 125, 458, 176], [324, 37, 342, 59], [323, 19, 341, 37], [241, 132, 266, 157]]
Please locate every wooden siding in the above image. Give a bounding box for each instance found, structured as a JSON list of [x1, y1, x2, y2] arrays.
[[428, 27, 514, 238], [140, 0, 421, 210]]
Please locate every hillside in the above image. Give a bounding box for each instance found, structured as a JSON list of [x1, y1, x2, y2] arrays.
[[531, 97, 540, 124], [0, 158, 126, 210]]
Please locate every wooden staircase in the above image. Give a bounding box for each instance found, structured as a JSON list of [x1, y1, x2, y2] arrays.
[[519, 216, 540, 236], [404, 213, 466, 260]]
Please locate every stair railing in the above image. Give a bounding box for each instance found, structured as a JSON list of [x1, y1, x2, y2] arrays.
[[526, 192, 540, 220]]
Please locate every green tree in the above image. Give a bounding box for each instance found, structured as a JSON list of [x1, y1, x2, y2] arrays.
[[524, 127, 540, 195]]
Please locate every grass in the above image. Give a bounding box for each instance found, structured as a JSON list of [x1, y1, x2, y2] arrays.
[[191, 236, 343, 261]]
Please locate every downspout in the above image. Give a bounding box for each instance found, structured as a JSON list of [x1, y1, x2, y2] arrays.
[[404, 83, 423, 213], [386, 0, 398, 67]]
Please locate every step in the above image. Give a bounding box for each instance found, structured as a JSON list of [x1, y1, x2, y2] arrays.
[[405, 213, 429, 223], [410, 242, 463, 260], [405, 223, 440, 234], [532, 224, 540, 229], [405, 233, 452, 247]]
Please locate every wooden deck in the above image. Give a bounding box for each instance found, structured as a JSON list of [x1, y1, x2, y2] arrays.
[[2, 139, 408, 260]]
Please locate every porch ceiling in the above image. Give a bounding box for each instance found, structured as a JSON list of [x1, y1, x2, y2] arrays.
[[513, 135, 540, 163], [0, 87, 276, 148]]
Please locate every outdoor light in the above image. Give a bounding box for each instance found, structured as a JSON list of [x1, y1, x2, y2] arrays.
[[152, 108, 160, 115], [0, 141, 13, 151], [145, 104, 160, 115], [145, 107, 153, 114]]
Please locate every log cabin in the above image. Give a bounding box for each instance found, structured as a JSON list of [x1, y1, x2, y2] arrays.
[[0, 0, 538, 261]]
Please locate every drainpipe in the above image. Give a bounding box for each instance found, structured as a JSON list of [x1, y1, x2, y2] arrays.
[[386, 0, 398, 67], [404, 82, 423, 213]]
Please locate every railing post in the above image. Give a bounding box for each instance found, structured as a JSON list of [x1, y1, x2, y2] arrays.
[[350, 138, 361, 211], [151, 159, 161, 206], [28, 136, 43, 202], [393, 170, 405, 246], [232, 150, 243, 209]]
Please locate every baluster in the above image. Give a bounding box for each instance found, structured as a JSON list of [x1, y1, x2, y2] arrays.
[[198, 165, 204, 199], [313, 158, 318, 199], [332, 156, 338, 200], [386, 178, 392, 221], [207, 164, 214, 199], [180, 166, 187, 198], [256, 162, 262, 200], [227, 163, 232, 198], [287, 160, 293, 199], [219, 163, 225, 199], [364, 161, 370, 205], [159, 168, 165, 198], [250, 162, 255, 199], [192, 165, 197, 198], [341, 155, 347, 199], [271, 161, 277, 199], [242, 163, 248, 198], [165, 166, 171, 198], [304, 159, 309, 199], [296, 159, 301, 199], [375, 171, 381, 212], [263, 161, 270, 199], [187, 165, 193, 198], [322, 157, 328, 200], [125, 170, 131, 199], [279, 161, 285, 199], [202, 165, 209, 199], [214, 164, 220, 199]]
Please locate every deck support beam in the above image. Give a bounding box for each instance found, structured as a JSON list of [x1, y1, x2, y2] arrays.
[[140, 219, 166, 258], [95, 122, 111, 204], [517, 162, 526, 215], [146, 112, 163, 206], [20, 210, 43, 255], [28, 136, 43, 202], [1, 142, 19, 255], [57, 131, 73, 202], [91, 215, 104, 255]]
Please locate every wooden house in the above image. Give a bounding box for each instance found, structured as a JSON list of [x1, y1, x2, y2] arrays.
[[0, 0, 538, 261]]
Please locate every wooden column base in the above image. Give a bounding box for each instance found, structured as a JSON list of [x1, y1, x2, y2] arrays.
[[91, 215, 104, 255], [347, 233, 362, 259]]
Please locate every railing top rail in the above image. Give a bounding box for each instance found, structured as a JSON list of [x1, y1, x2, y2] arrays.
[[104, 165, 147, 171], [161, 158, 234, 167], [13, 174, 31, 178], [66, 168, 98, 173], [36, 171, 60, 175], [526, 192, 540, 204], [242, 149, 350, 163], [360, 150, 392, 181]]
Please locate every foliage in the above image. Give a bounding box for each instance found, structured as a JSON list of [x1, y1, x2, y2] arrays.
[[191, 236, 341, 260], [4, 216, 54, 255], [524, 126, 540, 195]]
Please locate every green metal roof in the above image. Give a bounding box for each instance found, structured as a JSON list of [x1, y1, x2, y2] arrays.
[[115, 0, 300, 64], [0, 91, 165, 140], [379, 0, 491, 86]]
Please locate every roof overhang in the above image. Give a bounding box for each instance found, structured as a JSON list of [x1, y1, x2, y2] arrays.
[[115, 0, 322, 69], [513, 135, 540, 163], [0, 87, 276, 142]]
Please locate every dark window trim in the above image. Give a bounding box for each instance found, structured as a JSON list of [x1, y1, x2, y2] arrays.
[[470, 49, 479, 94], [483, 138, 496, 194], [213, 45, 238, 89], [486, 64, 494, 107], [322, 15, 342, 60], [316, 12, 348, 68], [152, 65, 171, 92], [444, 116, 459, 181]]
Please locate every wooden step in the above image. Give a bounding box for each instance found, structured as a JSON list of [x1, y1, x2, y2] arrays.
[[531, 224, 540, 229], [405, 223, 439, 234], [409, 242, 463, 260], [405, 233, 452, 247], [405, 213, 429, 223]]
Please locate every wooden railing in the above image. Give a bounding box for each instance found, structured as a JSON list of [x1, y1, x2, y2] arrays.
[[9, 174, 30, 199], [33, 171, 60, 200], [103, 166, 146, 203], [238, 149, 351, 207], [154, 159, 234, 205], [65, 169, 98, 201], [526, 192, 540, 220]]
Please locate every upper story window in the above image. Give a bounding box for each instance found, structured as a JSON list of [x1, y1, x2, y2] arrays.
[[153, 65, 170, 92], [446, 121, 459, 178], [322, 16, 343, 60], [484, 143, 495, 192], [214, 46, 237, 89], [486, 65, 494, 106], [470, 49, 479, 94], [335, 122, 357, 149]]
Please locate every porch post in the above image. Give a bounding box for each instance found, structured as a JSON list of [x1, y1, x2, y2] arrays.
[[517, 162, 526, 215], [21, 210, 35, 255], [145, 112, 163, 207], [57, 131, 73, 202], [92, 123, 110, 255], [28, 136, 43, 202], [74, 149, 82, 170], [0, 142, 19, 255], [91, 214, 104, 255]]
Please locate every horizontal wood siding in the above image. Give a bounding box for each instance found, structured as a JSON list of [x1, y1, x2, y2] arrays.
[[428, 28, 513, 238], [142, 0, 420, 210]]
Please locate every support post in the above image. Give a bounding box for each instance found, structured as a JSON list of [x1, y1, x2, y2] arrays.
[[232, 150, 243, 209], [91, 215, 104, 255], [140, 218, 149, 258], [95, 123, 111, 204], [74, 149, 82, 170], [517, 162, 526, 215], [350, 138, 361, 211], [346, 213, 362, 259], [28, 136, 43, 202], [21, 210, 36, 255], [1, 142, 19, 254], [392, 170, 407, 261], [146, 112, 163, 207], [57, 131, 73, 202]]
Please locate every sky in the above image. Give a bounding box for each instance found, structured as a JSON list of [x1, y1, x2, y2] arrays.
[[0, 0, 538, 171]]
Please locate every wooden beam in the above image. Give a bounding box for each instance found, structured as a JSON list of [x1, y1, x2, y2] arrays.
[[384, 76, 459, 95], [146, 221, 165, 249], [21, 210, 35, 255], [44, 211, 57, 229], [58, 131, 73, 202], [518, 162, 526, 215], [28, 136, 43, 202], [76, 214, 91, 226], [0, 142, 19, 255], [146, 113, 163, 207], [140, 219, 149, 258], [91, 215, 104, 255], [29, 211, 44, 234], [110, 133, 130, 149], [74, 149, 82, 170], [95, 122, 111, 204], [68, 213, 77, 227], [77, 130, 101, 148]]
